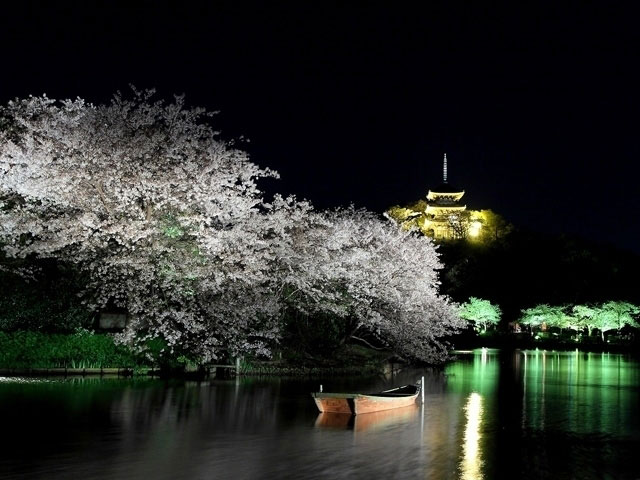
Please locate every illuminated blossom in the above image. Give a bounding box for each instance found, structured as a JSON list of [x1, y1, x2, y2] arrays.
[[0, 91, 463, 363]]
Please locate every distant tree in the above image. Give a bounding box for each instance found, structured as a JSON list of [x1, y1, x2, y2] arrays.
[[591, 306, 620, 342], [386, 200, 426, 233], [459, 297, 501, 332], [387, 202, 512, 245], [540, 305, 575, 332], [474, 210, 514, 242], [571, 304, 598, 337], [386, 205, 422, 232], [570, 303, 639, 341], [446, 211, 472, 240], [585, 302, 639, 342], [406, 199, 428, 213], [519, 304, 568, 335], [599, 301, 640, 332]]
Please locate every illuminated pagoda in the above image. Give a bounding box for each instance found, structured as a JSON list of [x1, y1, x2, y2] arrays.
[[424, 154, 467, 239]]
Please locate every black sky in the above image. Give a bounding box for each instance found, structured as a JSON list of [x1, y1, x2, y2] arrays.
[[1, 1, 639, 253]]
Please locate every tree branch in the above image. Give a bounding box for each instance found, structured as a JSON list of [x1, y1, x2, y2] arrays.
[[93, 180, 113, 216], [350, 335, 386, 351]]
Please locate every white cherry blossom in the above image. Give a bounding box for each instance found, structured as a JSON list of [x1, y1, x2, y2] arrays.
[[0, 91, 464, 364]]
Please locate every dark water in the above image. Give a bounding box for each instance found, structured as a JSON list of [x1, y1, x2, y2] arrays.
[[0, 349, 638, 479]]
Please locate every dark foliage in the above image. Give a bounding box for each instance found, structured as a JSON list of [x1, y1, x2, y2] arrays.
[[439, 228, 640, 324], [0, 260, 93, 332], [281, 309, 358, 360]]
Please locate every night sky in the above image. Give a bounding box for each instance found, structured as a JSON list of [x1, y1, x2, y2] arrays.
[[2, 1, 639, 253]]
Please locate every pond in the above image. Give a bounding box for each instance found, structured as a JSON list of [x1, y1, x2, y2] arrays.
[[0, 349, 638, 479]]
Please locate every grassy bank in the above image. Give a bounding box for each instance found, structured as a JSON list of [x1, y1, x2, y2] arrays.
[[0, 331, 396, 377], [0, 330, 140, 369]]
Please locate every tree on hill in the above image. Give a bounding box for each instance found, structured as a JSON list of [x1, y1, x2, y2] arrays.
[[386, 202, 424, 232], [386, 196, 512, 245], [472, 209, 514, 243]]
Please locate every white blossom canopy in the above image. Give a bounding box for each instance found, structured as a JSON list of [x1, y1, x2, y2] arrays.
[[0, 91, 464, 363]]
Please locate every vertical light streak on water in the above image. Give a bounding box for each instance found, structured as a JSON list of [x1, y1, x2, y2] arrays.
[[571, 348, 579, 432], [522, 351, 527, 429], [541, 350, 546, 430], [460, 392, 483, 480], [528, 349, 541, 429], [420, 400, 424, 439]]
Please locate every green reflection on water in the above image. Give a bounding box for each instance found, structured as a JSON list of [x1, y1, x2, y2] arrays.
[[446, 348, 500, 396], [446, 349, 639, 436], [445, 349, 640, 479], [520, 349, 639, 436]]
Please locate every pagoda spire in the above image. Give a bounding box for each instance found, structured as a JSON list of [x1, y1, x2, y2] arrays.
[[443, 153, 448, 183]]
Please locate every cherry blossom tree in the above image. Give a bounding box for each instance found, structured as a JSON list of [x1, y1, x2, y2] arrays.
[[1, 90, 463, 364], [274, 208, 465, 363], [0, 90, 282, 361]]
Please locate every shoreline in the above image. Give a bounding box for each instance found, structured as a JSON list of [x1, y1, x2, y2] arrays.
[[2, 331, 638, 380], [452, 335, 640, 355]]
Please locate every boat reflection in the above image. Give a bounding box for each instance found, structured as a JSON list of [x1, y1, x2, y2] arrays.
[[315, 404, 420, 432]]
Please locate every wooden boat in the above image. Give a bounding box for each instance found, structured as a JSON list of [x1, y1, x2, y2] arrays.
[[311, 383, 421, 415]]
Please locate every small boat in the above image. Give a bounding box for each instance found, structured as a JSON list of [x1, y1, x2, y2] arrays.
[[311, 382, 421, 415]]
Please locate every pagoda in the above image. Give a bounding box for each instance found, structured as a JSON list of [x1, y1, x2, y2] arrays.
[[424, 154, 467, 239]]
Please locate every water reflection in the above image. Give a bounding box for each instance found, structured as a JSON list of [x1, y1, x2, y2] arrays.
[[0, 351, 638, 479], [315, 405, 420, 432], [446, 349, 640, 479], [460, 392, 483, 480], [517, 349, 639, 436]]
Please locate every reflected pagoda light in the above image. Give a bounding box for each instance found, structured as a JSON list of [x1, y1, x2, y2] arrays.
[[461, 392, 484, 480]]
